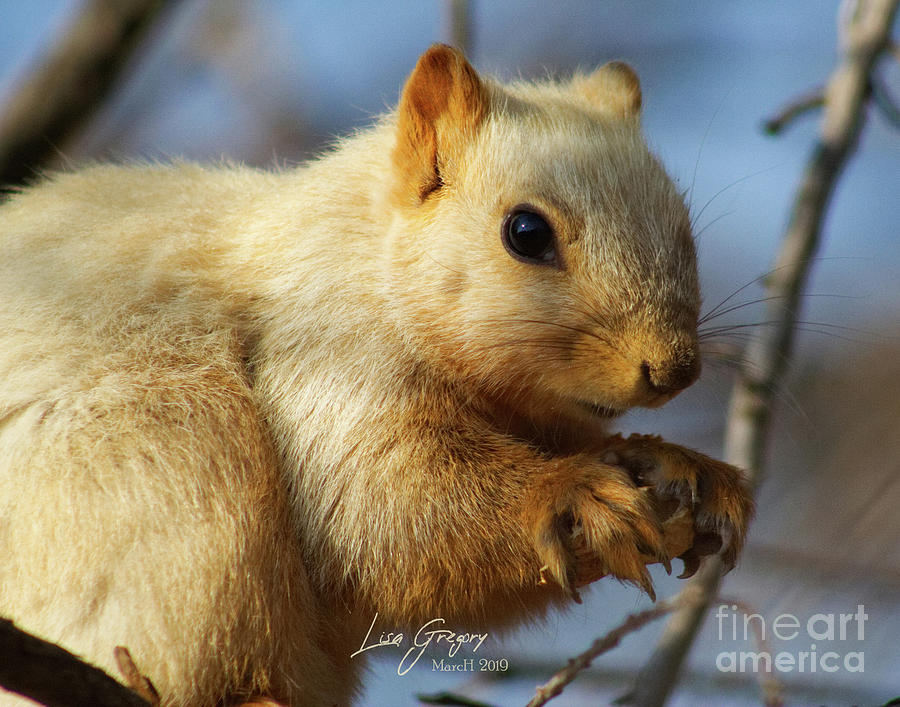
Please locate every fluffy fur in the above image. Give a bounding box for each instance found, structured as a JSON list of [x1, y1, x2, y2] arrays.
[[0, 45, 752, 705]]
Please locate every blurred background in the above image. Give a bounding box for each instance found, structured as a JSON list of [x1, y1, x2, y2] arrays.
[[1, 1, 898, 705]]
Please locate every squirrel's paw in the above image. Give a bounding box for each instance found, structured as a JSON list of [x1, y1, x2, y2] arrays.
[[601, 434, 755, 579], [527, 462, 667, 602]]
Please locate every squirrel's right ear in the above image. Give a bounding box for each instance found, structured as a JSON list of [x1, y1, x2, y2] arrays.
[[391, 44, 489, 206], [570, 61, 642, 119]]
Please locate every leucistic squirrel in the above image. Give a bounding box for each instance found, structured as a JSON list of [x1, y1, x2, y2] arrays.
[[0, 45, 753, 705]]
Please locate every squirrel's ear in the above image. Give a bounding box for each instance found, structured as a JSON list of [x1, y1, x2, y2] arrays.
[[392, 44, 488, 206], [570, 61, 642, 119]]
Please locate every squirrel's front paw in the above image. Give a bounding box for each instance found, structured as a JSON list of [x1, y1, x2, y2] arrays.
[[526, 462, 668, 602], [601, 434, 755, 579]]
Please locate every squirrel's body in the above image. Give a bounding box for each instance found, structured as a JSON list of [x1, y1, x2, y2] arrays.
[[0, 47, 752, 705]]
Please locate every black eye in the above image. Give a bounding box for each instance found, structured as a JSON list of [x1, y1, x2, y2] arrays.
[[502, 209, 556, 264]]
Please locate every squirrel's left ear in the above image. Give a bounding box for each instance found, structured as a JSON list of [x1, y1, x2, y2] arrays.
[[392, 44, 489, 206], [570, 61, 642, 119]]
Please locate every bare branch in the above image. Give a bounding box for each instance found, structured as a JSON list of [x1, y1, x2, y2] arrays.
[[762, 89, 825, 134], [0, 0, 183, 190], [524, 586, 706, 707], [416, 691, 497, 706], [444, 0, 472, 55], [626, 1, 900, 705], [716, 597, 784, 707], [728, 0, 898, 488], [114, 647, 160, 706], [0, 618, 149, 707], [872, 74, 900, 127], [615, 559, 724, 706]]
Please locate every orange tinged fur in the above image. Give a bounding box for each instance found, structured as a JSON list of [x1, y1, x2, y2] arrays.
[[0, 46, 752, 705], [392, 45, 489, 204]]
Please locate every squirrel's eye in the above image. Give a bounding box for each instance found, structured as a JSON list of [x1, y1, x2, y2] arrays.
[[502, 209, 556, 265]]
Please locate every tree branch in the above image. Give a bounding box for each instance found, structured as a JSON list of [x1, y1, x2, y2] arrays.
[[524, 586, 706, 707], [728, 0, 898, 489], [625, 1, 899, 705], [0, 0, 183, 190], [716, 597, 784, 707], [114, 646, 161, 706], [444, 0, 472, 55], [0, 618, 150, 707], [763, 88, 826, 134]]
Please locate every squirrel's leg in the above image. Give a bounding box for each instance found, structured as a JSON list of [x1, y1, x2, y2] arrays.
[[342, 416, 753, 624], [334, 412, 730, 627]]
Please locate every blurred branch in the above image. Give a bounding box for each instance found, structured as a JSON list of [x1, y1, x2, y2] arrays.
[[727, 0, 898, 488], [0, 618, 150, 707], [717, 597, 784, 707], [763, 88, 825, 134], [524, 586, 704, 707], [623, 1, 900, 705], [114, 647, 161, 706], [444, 0, 472, 55], [872, 74, 900, 127], [417, 691, 496, 706], [0, 0, 183, 190]]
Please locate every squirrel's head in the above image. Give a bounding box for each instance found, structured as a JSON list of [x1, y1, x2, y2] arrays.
[[384, 45, 700, 422]]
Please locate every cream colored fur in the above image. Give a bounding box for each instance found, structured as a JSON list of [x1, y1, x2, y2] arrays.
[[0, 46, 751, 705]]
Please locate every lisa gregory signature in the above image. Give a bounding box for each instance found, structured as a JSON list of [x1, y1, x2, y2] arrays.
[[351, 613, 489, 675]]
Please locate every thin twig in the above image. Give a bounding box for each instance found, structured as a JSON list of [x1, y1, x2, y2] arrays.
[[716, 597, 785, 707], [626, 1, 900, 705], [762, 88, 826, 134], [444, 0, 472, 55], [417, 691, 497, 706], [0, 0, 183, 190], [0, 618, 150, 707], [114, 646, 161, 706], [872, 74, 900, 127], [524, 586, 705, 707]]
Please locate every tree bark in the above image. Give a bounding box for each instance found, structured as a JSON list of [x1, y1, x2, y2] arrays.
[[0, 0, 182, 190]]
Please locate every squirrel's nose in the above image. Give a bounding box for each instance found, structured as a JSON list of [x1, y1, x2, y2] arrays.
[[641, 350, 701, 395]]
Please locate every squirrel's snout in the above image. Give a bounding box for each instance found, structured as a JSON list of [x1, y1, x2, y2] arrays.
[[640, 348, 701, 396]]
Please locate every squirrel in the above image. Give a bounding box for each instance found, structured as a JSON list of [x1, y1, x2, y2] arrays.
[[0, 45, 753, 706]]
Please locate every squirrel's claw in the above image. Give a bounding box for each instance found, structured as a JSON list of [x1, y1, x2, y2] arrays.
[[601, 434, 754, 584], [638, 568, 657, 602], [530, 462, 669, 601], [677, 548, 701, 579]]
